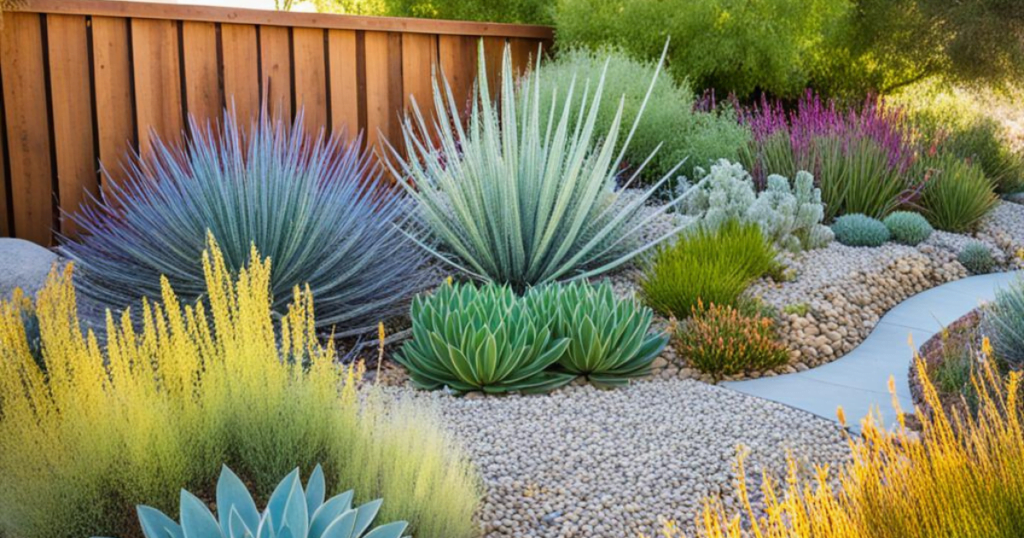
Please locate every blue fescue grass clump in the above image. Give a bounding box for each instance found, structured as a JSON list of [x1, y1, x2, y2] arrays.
[[831, 214, 890, 247], [958, 241, 996, 275], [60, 110, 432, 337], [883, 211, 934, 246]]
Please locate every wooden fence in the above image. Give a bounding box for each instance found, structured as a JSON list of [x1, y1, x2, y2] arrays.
[[0, 0, 553, 245]]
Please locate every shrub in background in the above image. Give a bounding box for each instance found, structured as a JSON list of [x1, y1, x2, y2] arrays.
[[398, 282, 573, 394], [527, 47, 750, 183], [553, 0, 850, 98], [525, 281, 667, 388], [984, 275, 1024, 369], [679, 160, 834, 251], [831, 214, 891, 247], [916, 152, 999, 233], [0, 239, 480, 538], [675, 300, 789, 380], [958, 242, 996, 275], [388, 44, 688, 290], [382, 0, 551, 23], [60, 110, 430, 337], [692, 352, 1024, 538], [883, 211, 933, 246], [128, 465, 407, 538], [740, 92, 918, 220], [640, 220, 779, 319], [941, 119, 1024, 195]]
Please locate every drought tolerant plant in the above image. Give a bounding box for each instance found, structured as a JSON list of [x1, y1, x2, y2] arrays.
[[640, 220, 779, 319], [60, 109, 430, 337], [740, 91, 918, 220], [677, 160, 833, 251], [985, 275, 1024, 369], [0, 237, 479, 538], [675, 300, 789, 380], [387, 42, 689, 290], [527, 47, 750, 183], [958, 242, 996, 275], [397, 282, 573, 394], [831, 214, 891, 247], [123, 465, 406, 538], [883, 211, 933, 246], [693, 346, 1024, 538], [525, 280, 668, 388], [916, 152, 999, 233]]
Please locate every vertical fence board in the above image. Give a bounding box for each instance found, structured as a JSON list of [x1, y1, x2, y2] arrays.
[[221, 24, 260, 123], [509, 37, 536, 77], [182, 21, 222, 130], [92, 16, 135, 194], [46, 14, 97, 238], [481, 36, 504, 97], [401, 33, 437, 129], [439, 35, 477, 117], [292, 27, 327, 137], [328, 29, 358, 140], [259, 25, 292, 121], [131, 18, 183, 153], [363, 31, 402, 151], [1, 13, 54, 245]]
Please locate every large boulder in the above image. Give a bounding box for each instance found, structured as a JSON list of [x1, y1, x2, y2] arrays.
[[0, 238, 60, 301]]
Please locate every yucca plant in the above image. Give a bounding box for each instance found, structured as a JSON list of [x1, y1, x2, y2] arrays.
[[386, 41, 690, 290], [60, 109, 430, 337], [525, 281, 667, 388], [397, 282, 573, 394], [111, 465, 406, 538], [916, 151, 999, 233]]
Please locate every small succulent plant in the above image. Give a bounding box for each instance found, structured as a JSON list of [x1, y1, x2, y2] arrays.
[[958, 241, 996, 275], [525, 281, 668, 388], [883, 211, 934, 246], [831, 214, 890, 247], [106, 465, 407, 538], [397, 282, 574, 394]]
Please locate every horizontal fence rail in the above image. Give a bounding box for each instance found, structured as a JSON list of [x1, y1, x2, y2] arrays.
[[0, 0, 552, 245]]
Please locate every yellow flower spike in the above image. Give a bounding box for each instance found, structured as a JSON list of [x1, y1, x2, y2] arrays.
[[981, 336, 992, 358], [376, 322, 386, 385], [446, 275, 453, 286]]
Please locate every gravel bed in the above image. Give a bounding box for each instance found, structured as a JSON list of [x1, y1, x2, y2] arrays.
[[405, 379, 849, 538]]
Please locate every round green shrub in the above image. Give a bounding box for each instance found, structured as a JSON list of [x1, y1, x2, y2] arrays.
[[883, 211, 934, 246], [831, 214, 891, 247], [958, 241, 996, 274]]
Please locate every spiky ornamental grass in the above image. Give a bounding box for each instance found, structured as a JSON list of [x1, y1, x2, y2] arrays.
[[60, 110, 431, 337], [386, 41, 690, 290]]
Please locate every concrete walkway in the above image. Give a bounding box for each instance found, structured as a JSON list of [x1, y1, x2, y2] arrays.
[[723, 272, 1021, 430]]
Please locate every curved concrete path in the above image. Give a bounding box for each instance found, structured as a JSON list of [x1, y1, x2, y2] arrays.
[[723, 272, 1021, 430]]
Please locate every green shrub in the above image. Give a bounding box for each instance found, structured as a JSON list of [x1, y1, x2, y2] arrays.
[[958, 241, 996, 275], [527, 48, 750, 182], [397, 282, 573, 394], [388, 44, 686, 290], [917, 152, 999, 233], [553, 0, 850, 98], [131, 465, 407, 538], [0, 241, 480, 538], [525, 281, 668, 388], [640, 220, 779, 319], [941, 119, 1024, 195], [984, 275, 1024, 368], [831, 214, 891, 247], [679, 160, 833, 251], [883, 211, 934, 246], [675, 301, 789, 380]]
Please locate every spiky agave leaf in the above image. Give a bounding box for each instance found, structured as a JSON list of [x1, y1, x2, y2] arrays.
[[60, 108, 432, 337], [386, 40, 691, 290]]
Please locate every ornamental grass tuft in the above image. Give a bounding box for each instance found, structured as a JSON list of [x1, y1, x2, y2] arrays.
[[0, 236, 479, 538], [674, 300, 788, 380], [60, 109, 431, 337], [916, 151, 999, 233], [387, 42, 690, 290]]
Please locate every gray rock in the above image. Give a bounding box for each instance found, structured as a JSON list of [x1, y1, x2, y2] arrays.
[[0, 238, 59, 300]]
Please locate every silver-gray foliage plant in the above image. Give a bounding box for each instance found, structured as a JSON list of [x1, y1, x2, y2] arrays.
[[676, 159, 833, 251], [985, 275, 1024, 369]]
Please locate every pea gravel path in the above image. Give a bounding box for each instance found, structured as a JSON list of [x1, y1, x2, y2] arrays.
[[407, 379, 849, 538]]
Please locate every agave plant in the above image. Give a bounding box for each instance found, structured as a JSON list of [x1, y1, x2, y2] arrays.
[[386, 40, 690, 290], [60, 109, 431, 337], [103, 465, 406, 538], [525, 281, 667, 388], [397, 282, 573, 394]]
